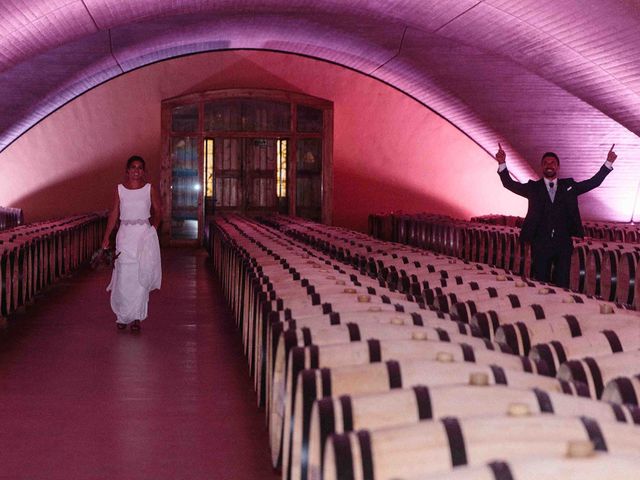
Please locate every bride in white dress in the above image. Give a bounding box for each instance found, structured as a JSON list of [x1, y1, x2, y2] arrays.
[[101, 156, 162, 331]]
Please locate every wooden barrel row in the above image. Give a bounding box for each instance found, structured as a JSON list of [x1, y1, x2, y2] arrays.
[[275, 215, 634, 326], [402, 453, 640, 480], [583, 220, 640, 244], [572, 241, 640, 306], [369, 213, 640, 309], [0, 206, 23, 231], [467, 215, 640, 244], [273, 218, 639, 363], [0, 213, 107, 319], [470, 214, 524, 228], [322, 415, 640, 480], [368, 213, 531, 275], [205, 215, 640, 480], [268, 218, 638, 480], [208, 215, 519, 472]]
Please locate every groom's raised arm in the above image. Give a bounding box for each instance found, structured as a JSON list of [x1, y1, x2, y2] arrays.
[[496, 143, 530, 198]]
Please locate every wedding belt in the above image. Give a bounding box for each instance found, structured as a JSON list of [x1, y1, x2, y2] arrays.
[[120, 218, 150, 226]]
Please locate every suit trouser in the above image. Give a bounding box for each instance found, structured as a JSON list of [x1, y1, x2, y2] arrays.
[[530, 237, 573, 289]]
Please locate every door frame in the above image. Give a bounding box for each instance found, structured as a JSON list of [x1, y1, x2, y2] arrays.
[[161, 89, 333, 246]]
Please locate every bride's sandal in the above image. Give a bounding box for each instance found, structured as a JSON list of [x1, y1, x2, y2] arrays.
[[130, 320, 141, 332], [116, 323, 127, 330]]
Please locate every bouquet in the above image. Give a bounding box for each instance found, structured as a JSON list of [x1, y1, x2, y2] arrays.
[[90, 247, 119, 270]]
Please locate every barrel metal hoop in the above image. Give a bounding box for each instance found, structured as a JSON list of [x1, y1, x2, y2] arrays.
[[628, 403, 640, 424], [318, 398, 337, 467], [346, 323, 361, 342], [467, 300, 477, 315], [531, 304, 545, 319], [550, 341, 567, 365], [584, 357, 605, 398], [309, 345, 320, 369], [483, 338, 496, 351], [386, 360, 403, 389], [442, 417, 467, 467], [625, 253, 637, 305], [332, 434, 355, 480], [488, 461, 515, 480], [460, 343, 475, 362], [616, 377, 640, 406], [320, 368, 332, 398], [601, 330, 623, 353], [357, 431, 375, 480], [291, 348, 307, 390], [516, 322, 531, 356], [580, 416, 608, 452], [436, 328, 450, 342], [533, 388, 554, 413], [413, 385, 433, 420], [458, 322, 470, 335], [489, 311, 500, 334], [563, 315, 582, 337], [520, 355, 534, 373], [610, 403, 627, 423], [367, 339, 382, 363], [594, 252, 603, 297], [490, 365, 508, 385], [301, 327, 313, 346], [507, 294, 520, 308]]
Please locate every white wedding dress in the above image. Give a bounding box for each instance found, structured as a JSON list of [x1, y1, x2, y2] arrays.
[[107, 184, 162, 324]]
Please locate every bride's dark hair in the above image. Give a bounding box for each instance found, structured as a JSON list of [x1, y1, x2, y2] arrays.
[[126, 155, 145, 170]]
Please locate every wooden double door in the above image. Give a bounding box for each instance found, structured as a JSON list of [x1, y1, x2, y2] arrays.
[[206, 137, 287, 217]]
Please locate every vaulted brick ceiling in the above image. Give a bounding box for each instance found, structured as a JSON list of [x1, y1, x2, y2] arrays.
[[1, 0, 639, 220]]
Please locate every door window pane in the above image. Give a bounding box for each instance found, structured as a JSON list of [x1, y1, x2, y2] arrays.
[[297, 138, 322, 173], [170, 137, 199, 239], [203, 139, 215, 217], [213, 138, 242, 208], [245, 139, 277, 209], [296, 138, 322, 220], [297, 105, 323, 133], [204, 100, 242, 131], [276, 139, 288, 199], [243, 100, 290, 132], [171, 104, 198, 132], [204, 99, 290, 132]]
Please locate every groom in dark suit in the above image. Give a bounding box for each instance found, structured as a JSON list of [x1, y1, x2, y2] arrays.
[[495, 144, 616, 288]]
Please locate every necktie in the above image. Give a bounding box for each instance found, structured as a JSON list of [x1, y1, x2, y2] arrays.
[[549, 182, 555, 202]]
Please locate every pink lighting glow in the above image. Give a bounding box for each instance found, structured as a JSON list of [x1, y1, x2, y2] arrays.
[[0, 1, 638, 226]]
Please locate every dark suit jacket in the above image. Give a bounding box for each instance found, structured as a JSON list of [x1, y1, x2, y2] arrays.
[[498, 165, 611, 243]]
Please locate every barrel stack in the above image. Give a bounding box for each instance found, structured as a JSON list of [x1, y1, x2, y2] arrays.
[[208, 214, 640, 480], [1, 213, 108, 323], [370, 213, 640, 310]]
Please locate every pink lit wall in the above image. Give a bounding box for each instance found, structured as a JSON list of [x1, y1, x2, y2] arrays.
[[0, 50, 525, 231]]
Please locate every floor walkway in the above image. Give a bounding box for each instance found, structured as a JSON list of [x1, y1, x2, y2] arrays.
[[0, 248, 277, 480]]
